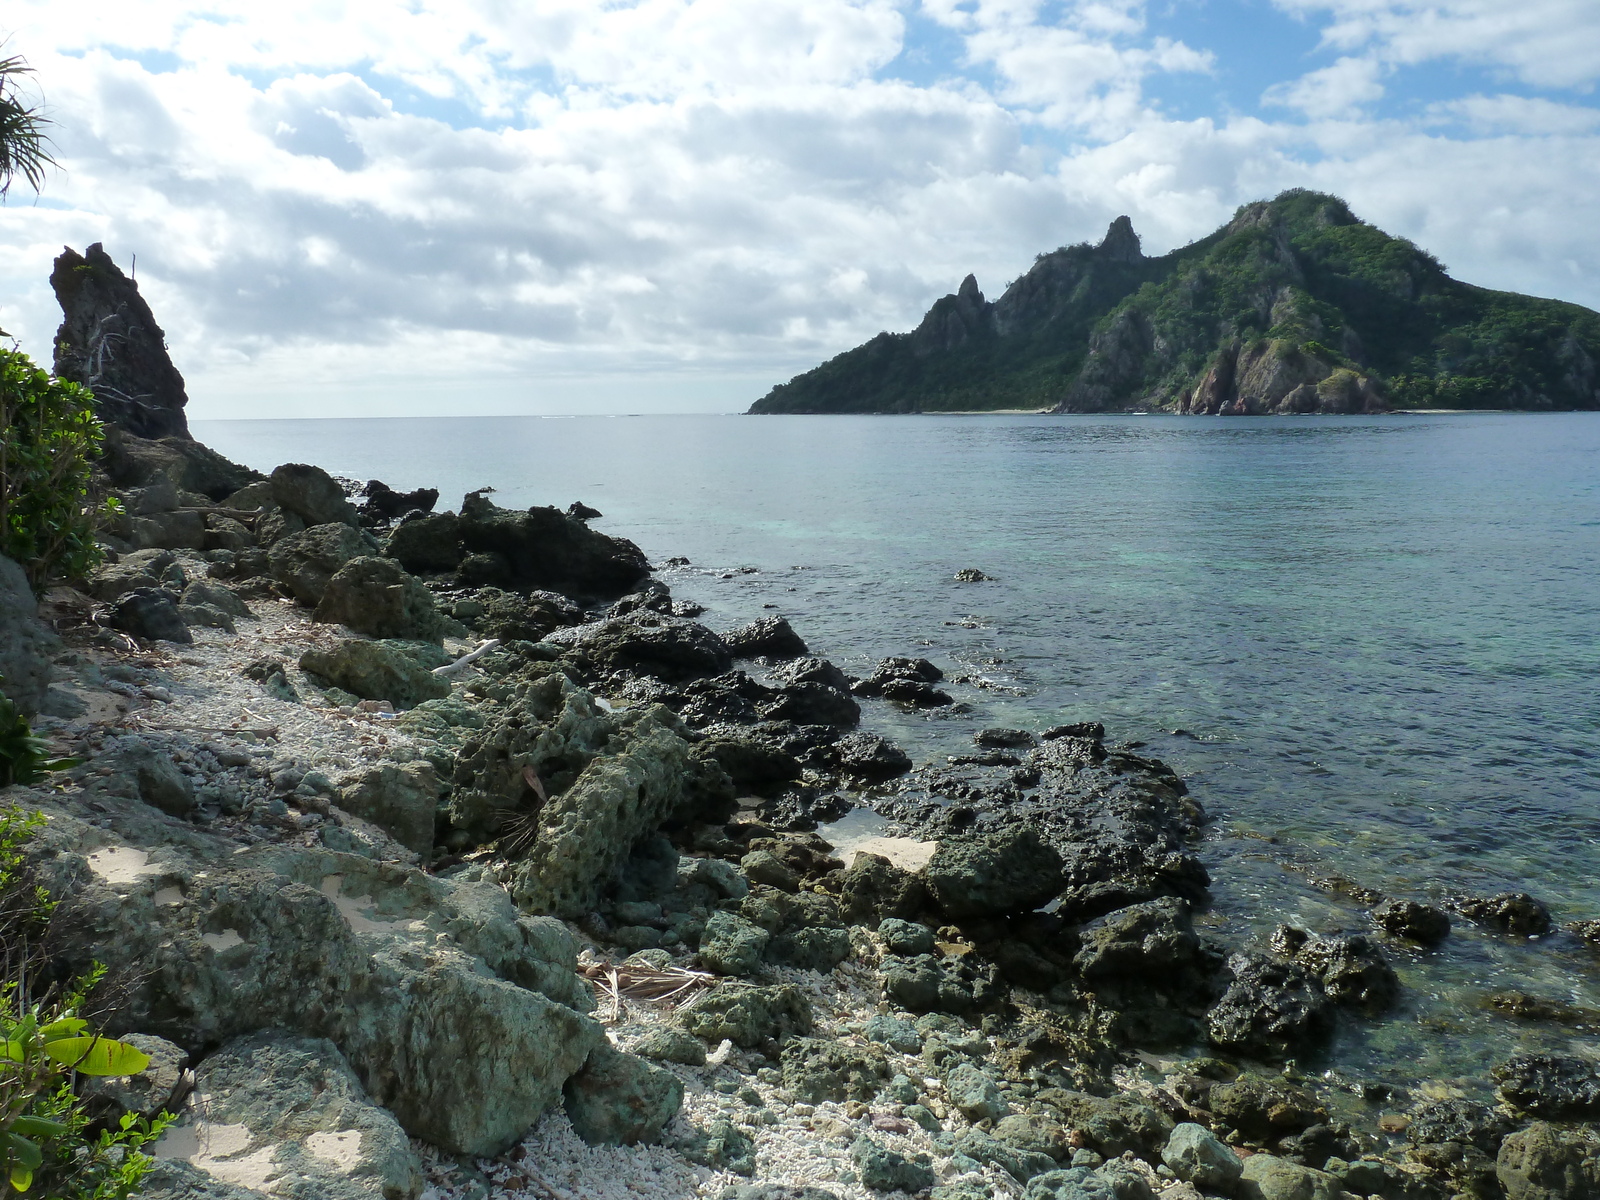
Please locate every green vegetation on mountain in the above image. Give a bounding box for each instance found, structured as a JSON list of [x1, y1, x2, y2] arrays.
[[748, 190, 1600, 415]]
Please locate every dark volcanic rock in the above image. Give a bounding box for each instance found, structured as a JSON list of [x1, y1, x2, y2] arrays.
[[831, 732, 913, 782], [1494, 1054, 1600, 1118], [109, 587, 191, 644], [270, 463, 361, 528], [1448, 892, 1553, 936], [1206, 951, 1334, 1060], [837, 853, 928, 925], [760, 682, 859, 728], [456, 492, 649, 600], [386, 512, 465, 573], [1268, 926, 1400, 1015], [925, 826, 1064, 919], [51, 243, 190, 439], [725, 616, 808, 660], [473, 588, 585, 643], [769, 657, 851, 692], [1370, 897, 1451, 943], [851, 656, 943, 697], [545, 613, 734, 683], [1072, 898, 1222, 1045], [566, 501, 603, 520], [1208, 1075, 1327, 1141], [360, 479, 439, 526], [1406, 1099, 1514, 1155]]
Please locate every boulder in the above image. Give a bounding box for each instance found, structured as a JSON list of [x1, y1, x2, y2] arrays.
[[1162, 1123, 1242, 1191], [878, 918, 935, 956], [1239, 1154, 1342, 1200], [337, 762, 440, 855], [99, 428, 261, 500], [472, 588, 584, 643], [561, 1042, 682, 1146], [925, 826, 1064, 919], [453, 492, 649, 599], [946, 1062, 1008, 1121], [270, 523, 367, 606], [1268, 926, 1400, 1014], [716, 1188, 839, 1200], [110, 587, 193, 644], [724, 616, 808, 660], [1495, 1054, 1600, 1118], [679, 1116, 756, 1176], [124, 743, 197, 816], [50, 244, 190, 439], [42, 817, 605, 1157], [128, 508, 209, 551], [952, 1129, 1057, 1183], [994, 1113, 1072, 1163], [180, 602, 236, 633], [1407, 1098, 1514, 1154], [147, 1032, 423, 1200], [838, 852, 928, 924], [1207, 1075, 1326, 1141], [299, 640, 452, 709], [852, 656, 950, 705], [270, 464, 360, 528], [760, 682, 860, 727], [1497, 1121, 1600, 1200], [1206, 951, 1334, 1059], [384, 513, 464, 574], [87, 547, 186, 600], [782, 1037, 890, 1103], [698, 910, 770, 976], [359, 480, 438, 526], [832, 732, 913, 782], [851, 1135, 934, 1193], [1449, 892, 1552, 936], [182, 580, 250, 618], [1370, 897, 1452, 943], [313, 557, 447, 643], [620, 1025, 705, 1066], [0, 554, 57, 715], [501, 707, 695, 916], [678, 983, 813, 1048], [543, 613, 734, 683], [770, 657, 851, 691]]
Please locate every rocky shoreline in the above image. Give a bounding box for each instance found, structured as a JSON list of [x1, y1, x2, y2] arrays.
[[2, 422, 1597, 1200]]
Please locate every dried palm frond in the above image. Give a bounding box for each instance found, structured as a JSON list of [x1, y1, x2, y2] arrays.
[[576, 960, 716, 1013]]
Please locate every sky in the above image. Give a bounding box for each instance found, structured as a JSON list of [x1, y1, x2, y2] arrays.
[[1, 0, 1597, 419]]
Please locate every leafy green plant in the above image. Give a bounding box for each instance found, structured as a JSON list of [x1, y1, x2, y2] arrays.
[[0, 698, 76, 790], [0, 811, 166, 1197], [0, 349, 112, 589]]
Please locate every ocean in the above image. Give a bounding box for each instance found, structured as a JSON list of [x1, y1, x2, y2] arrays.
[[194, 410, 1600, 1086]]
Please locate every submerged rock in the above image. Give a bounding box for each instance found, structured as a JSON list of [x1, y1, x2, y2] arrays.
[[1268, 925, 1400, 1014], [1370, 897, 1451, 943], [1448, 891, 1553, 936]]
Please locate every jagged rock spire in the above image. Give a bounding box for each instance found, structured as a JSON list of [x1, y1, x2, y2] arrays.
[[1098, 215, 1143, 264], [50, 243, 191, 440]]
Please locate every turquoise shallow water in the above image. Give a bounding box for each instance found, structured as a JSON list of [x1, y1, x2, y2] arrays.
[[194, 411, 1600, 1086]]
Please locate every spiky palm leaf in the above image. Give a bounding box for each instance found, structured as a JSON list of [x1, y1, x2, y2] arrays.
[[0, 54, 56, 199]]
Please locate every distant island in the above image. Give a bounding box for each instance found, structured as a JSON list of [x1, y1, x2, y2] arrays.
[[749, 189, 1600, 415]]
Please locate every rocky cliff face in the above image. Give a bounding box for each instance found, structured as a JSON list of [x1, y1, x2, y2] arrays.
[[749, 189, 1600, 415], [51, 243, 191, 439]]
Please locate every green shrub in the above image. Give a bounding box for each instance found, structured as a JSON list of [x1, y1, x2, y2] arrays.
[[0, 696, 75, 790], [0, 809, 165, 1196], [0, 349, 112, 589]]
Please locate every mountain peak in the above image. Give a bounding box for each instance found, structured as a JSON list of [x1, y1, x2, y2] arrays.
[[1098, 216, 1142, 263]]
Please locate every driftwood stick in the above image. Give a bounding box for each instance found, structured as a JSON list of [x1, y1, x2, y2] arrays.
[[433, 639, 502, 677]]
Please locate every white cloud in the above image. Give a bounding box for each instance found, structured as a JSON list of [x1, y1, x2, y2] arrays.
[[0, 0, 1595, 417], [1263, 55, 1386, 119], [1272, 0, 1600, 89]]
